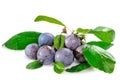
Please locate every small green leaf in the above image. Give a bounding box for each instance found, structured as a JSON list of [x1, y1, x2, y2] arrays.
[[87, 41, 113, 50], [34, 15, 65, 26], [3, 31, 41, 50], [93, 26, 115, 42], [66, 63, 90, 72], [83, 45, 116, 73], [54, 62, 65, 74], [54, 35, 65, 50], [26, 61, 43, 69], [77, 28, 92, 33]]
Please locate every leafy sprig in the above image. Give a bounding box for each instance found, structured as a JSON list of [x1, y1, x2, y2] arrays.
[[3, 15, 116, 74]]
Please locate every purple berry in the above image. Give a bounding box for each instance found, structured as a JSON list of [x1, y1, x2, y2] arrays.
[[74, 45, 86, 63], [37, 45, 55, 65], [38, 33, 54, 46], [25, 43, 39, 60], [55, 48, 74, 66], [65, 34, 81, 50]]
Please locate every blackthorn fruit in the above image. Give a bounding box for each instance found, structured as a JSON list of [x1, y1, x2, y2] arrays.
[[38, 33, 54, 46], [65, 34, 81, 50], [37, 45, 55, 65], [74, 45, 87, 63], [25, 43, 39, 60], [55, 48, 74, 66]]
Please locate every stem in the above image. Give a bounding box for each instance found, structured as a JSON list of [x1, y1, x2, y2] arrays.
[[62, 26, 74, 34], [62, 27, 67, 33], [66, 26, 74, 33]]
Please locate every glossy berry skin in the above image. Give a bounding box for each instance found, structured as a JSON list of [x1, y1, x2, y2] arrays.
[[74, 45, 86, 63], [65, 34, 81, 50], [25, 43, 39, 60], [37, 45, 55, 65], [55, 48, 74, 66], [38, 33, 54, 46]]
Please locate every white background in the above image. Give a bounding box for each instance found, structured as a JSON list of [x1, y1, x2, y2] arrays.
[[0, 0, 120, 80]]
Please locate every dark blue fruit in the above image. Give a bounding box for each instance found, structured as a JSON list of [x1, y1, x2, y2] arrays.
[[55, 48, 74, 66], [37, 45, 55, 65], [65, 34, 81, 50], [25, 43, 39, 60], [74, 45, 87, 63], [38, 33, 54, 46]]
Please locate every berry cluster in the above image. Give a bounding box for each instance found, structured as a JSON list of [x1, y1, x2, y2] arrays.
[[25, 32, 86, 67]]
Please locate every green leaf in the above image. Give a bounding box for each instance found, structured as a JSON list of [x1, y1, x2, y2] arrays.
[[92, 26, 115, 42], [3, 31, 41, 50], [77, 26, 115, 43], [54, 35, 65, 50], [34, 15, 65, 26], [26, 61, 43, 69], [83, 45, 116, 73], [77, 28, 92, 34], [66, 63, 90, 72], [54, 62, 65, 74], [87, 41, 113, 50]]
